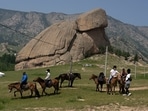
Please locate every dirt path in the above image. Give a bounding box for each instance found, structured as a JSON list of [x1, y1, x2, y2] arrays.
[[130, 86, 148, 90]]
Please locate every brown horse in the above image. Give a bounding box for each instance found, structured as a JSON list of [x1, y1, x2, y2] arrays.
[[8, 82, 40, 98], [89, 73, 106, 92], [118, 75, 126, 94], [57, 73, 81, 87], [106, 73, 122, 95], [33, 77, 59, 95]]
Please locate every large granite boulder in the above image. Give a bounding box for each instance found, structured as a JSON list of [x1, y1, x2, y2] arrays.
[[15, 8, 110, 70]]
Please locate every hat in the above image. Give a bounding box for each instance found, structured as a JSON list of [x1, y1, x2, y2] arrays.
[[47, 69, 50, 72]]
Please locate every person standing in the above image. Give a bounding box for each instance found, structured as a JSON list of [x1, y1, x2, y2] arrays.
[[45, 69, 51, 86], [121, 68, 127, 93], [125, 68, 132, 96], [20, 72, 28, 90], [121, 68, 127, 78], [109, 65, 119, 83]]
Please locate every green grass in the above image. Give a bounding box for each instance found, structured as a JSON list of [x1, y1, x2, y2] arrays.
[[0, 54, 148, 110]]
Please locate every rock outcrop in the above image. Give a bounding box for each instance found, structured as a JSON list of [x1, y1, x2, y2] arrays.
[[15, 8, 110, 70]]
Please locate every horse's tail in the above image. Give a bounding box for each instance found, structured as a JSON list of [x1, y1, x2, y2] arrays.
[[34, 82, 40, 97]]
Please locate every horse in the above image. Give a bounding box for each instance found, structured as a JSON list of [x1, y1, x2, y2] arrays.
[[33, 77, 59, 95], [106, 73, 122, 95], [8, 82, 40, 98], [118, 75, 126, 94], [89, 73, 106, 92], [58, 72, 81, 87]]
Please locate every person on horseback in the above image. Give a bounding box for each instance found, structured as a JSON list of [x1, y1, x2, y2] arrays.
[[108, 65, 119, 84], [124, 68, 132, 96], [45, 69, 51, 86], [98, 72, 105, 82], [20, 72, 28, 90]]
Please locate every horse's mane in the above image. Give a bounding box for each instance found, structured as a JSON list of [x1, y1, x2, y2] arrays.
[[37, 77, 45, 82], [8, 82, 20, 86], [92, 74, 97, 78], [73, 73, 80, 76]]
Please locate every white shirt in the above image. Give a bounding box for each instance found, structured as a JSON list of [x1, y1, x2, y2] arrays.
[[45, 71, 50, 80], [110, 69, 119, 78], [126, 73, 131, 81]]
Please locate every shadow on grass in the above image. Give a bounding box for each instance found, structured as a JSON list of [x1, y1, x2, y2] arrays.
[[11, 92, 61, 100]]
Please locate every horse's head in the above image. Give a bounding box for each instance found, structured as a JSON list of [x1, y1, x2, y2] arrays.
[[89, 74, 97, 80], [8, 84, 13, 92], [33, 77, 44, 82], [8, 82, 20, 92]]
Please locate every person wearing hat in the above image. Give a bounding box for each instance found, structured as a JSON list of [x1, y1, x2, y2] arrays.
[[45, 69, 51, 86], [108, 65, 119, 83]]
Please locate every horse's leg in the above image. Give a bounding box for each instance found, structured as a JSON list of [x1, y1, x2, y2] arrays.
[[14, 90, 22, 98], [110, 85, 113, 95], [119, 84, 123, 94], [100, 84, 103, 92], [53, 85, 58, 94], [70, 80, 74, 87], [122, 84, 125, 94], [60, 79, 64, 87], [106, 84, 109, 94], [55, 83, 59, 94], [113, 86, 116, 95], [34, 88, 40, 97], [42, 87, 46, 95], [14, 90, 18, 97], [97, 84, 99, 91], [30, 90, 33, 97]]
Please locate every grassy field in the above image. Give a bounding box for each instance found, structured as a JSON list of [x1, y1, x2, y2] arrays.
[[0, 54, 148, 111]]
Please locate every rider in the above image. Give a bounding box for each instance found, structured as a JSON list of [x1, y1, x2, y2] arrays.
[[98, 72, 105, 82], [45, 69, 51, 86], [108, 65, 119, 83], [20, 72, 28, 90]]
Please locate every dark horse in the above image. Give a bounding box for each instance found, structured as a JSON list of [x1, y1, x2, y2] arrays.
[[8, 82, 40, 98], [89, 72, 106, 92], [33, 77, 59, 95], [57, 73, 81, 87]]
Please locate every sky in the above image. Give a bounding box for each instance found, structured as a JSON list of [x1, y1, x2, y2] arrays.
[[0, 0, 147, 26]]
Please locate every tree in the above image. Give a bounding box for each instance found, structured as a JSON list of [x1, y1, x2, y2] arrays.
[[0, 53, 16, 71], [134, 53, 138, 64]]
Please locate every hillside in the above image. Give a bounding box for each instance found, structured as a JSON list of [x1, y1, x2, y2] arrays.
[[0, 8, 148, 62]]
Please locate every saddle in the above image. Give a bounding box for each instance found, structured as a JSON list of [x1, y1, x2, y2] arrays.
[[21, 82, 28, 90], [67, 73, 73, 80], [45, 80, 52, 86]]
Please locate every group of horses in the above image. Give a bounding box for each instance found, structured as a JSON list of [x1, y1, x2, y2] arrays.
[[8, 72, 81, 98], [8, 71, 125, 98], [89, 72, 125, 95]]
